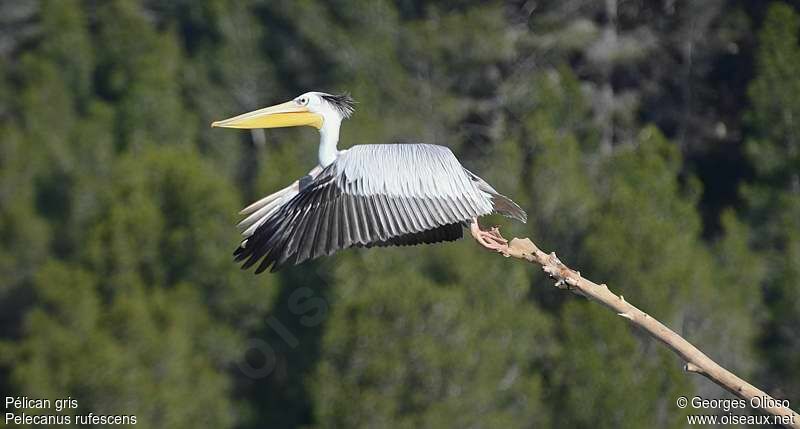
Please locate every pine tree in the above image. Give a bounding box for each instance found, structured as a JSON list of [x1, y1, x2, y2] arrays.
[[744, 2, 800, 405]]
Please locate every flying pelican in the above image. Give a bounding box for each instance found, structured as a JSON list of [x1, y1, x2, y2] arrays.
[[212, 92, 526, 273]]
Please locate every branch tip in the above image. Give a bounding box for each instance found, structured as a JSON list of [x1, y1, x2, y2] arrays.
[[492, 234, 800, 426]]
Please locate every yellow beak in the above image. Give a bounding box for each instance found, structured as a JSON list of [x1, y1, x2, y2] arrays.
[[211, 101, 323, 129]]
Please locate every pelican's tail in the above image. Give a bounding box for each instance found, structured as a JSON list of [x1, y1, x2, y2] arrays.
[[490, 193, 527, 223], [462, 168, 527, 224]]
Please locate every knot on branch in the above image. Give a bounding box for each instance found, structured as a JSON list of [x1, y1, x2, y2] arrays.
[[504, 235, 582, 294], [540, 252, 581, 292], [684, 362, 705, 375], [507, 237, 539, 261]]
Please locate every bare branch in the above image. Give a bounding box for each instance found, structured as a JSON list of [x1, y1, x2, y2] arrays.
[[495, 235, 800, 428]]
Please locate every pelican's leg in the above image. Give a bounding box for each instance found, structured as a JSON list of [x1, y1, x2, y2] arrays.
[[469, 217, 508, 253]]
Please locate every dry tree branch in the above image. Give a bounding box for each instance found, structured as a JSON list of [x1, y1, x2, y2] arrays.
[[494, 234, 800, 428]]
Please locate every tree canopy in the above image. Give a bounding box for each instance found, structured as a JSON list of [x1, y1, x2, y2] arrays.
[[1, 1, 798, 427]]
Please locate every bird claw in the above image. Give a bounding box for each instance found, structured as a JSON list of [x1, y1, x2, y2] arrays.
[[470, 219, 510, 254], [488, 227, 507, 243]]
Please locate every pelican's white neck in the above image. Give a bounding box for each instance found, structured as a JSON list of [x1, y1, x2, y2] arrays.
[[318, 119, 341, 167]]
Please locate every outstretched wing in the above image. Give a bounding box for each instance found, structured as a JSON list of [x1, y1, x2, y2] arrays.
[[235, 144, 523, 273]]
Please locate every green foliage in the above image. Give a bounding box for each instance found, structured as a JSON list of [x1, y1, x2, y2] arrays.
[[0, 1, 794, 428], [585, 128, 696, 311], [313, 248, 553, 428], [747, 3, 800, 182], [744, 2, 800, 405], [95, 0, 193, 151], [8, 262, 234, 428], [38, 0, 94, 105], [554, 304, 691, 429], [0, 126, 49, 294]]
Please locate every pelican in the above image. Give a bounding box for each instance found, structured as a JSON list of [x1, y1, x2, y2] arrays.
[[212, 92, 526, 273]]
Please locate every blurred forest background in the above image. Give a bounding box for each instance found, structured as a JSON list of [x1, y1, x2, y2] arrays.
[[1, 0, 799, 427]]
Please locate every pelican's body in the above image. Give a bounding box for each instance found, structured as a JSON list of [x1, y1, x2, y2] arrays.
[[213, 92, 525, 273]]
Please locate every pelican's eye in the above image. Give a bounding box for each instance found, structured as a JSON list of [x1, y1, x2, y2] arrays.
[[298, 97, 309, 106]]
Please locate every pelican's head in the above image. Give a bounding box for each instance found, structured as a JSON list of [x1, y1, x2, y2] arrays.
[[211, 92, 355, 131]]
